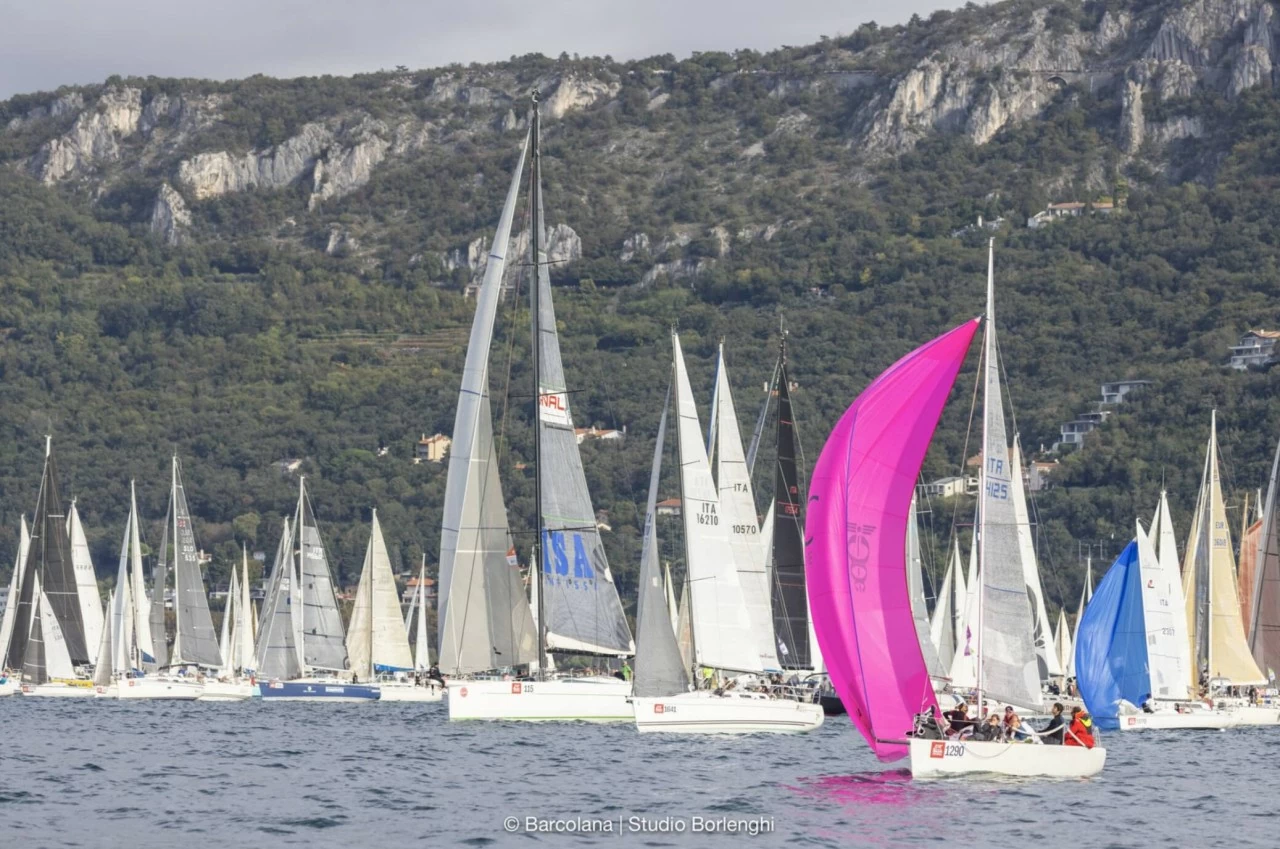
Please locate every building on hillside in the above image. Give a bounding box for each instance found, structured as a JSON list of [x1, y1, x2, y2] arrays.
[[1027, 200, 1116, 229], [402, 575, 436, 606], [595, 509, 612, 532], [1027, 459, 1060, 492], [1100, 379, 1152, 404], [1227, 330, 1280, 370], [1057, 410, 1111, 449], [415, 433, 451, 463], [656, 498, 682, 518], [920, 476, 978, 499], [575, 425, 625, 445]]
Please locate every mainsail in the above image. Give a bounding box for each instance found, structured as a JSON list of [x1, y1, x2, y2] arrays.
[[234, 546, 256, 672], [672, 332, 761, 674], [167, 457, 222, 668], [67, 501, 105, 661], [806, 319, 979, 762], [976, 244, 1041, 710], [8, 441, 89, 669], [295, 479, 348, 672], [1149, 492, 1192, 697], [1182, 413, 1265, 687], [633, 387, 691, 698], [1135, 519, 1189, 700], [437, 130, 536, 676], [1251, 433, 1280, 678], [0, 517, 30, 669], [347, 510, 413, 679], [531, 173, 633, 658], [126, 484, 154, 664], [770, 343, 813, 670], [711, 344, 779, 670]]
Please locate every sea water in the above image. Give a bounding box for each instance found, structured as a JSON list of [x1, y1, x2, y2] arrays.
[[0, 698, 1274, 847]]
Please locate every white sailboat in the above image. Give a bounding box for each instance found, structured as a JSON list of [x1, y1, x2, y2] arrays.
[[633, 334, 823, 734], [443, 97, 632, 721], [22, 574, 95, 697], [67, 500, 105, 666], [258, 480, 377, 701], [0, 516, 30, 695], [349, 511, 440, 702], [907, 242, 1103, 776]]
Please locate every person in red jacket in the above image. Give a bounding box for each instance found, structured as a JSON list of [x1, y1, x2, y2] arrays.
[[1065, 707, 1095, 748]]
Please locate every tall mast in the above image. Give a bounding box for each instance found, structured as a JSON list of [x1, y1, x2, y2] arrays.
[[1208, 409, 1218, 679], [530, 90, 547, 680], [170, 453, 180, 663], [975, 237, 994, 708]]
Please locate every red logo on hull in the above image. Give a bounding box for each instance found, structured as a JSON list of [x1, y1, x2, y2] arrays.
[[511, 682, 522, 695], [930, 742, 946, 759], [654, 704, 664, 714]]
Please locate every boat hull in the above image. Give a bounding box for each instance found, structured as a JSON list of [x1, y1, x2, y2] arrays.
[[259, 680, 380, 702], [21, 681, 98, 698], [447, 678, 633, 721], [1226, 704, 1280, 726], [909, 738, 1107, 778], [819, 693, 846, 716], [376, 681, 444, 702], [114, 677, 205, 700], [0, 680, 18, 697], [633, 691, 825, 734], [1118, 709, 1235, 731], [197, 680, 257, 701]]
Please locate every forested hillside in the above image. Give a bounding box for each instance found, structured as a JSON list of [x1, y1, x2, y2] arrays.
[[3, 0, 1280, 616]]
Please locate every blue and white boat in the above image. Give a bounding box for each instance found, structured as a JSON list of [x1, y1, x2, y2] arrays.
[[255, 479, 378, 702]]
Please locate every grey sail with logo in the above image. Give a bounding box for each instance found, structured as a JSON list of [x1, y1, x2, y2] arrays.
[[296, 482, 348, 672], [437, 131, 538, 675], [531, 186, 634, 658], [633, 387, 688, 697], [169, 458, 222, 668]]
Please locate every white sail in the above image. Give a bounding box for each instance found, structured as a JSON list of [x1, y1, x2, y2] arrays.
[[403, 578, 418, 635], [40, 587, 77, 681], [672, 332, 762, 674], [976, 241, 1041, 709], [1066, 556, 1091, 679], [437, 131, 536, 676], [1053, 608, 1072, 679], [711, 343, 780, 670], [1150, 492, 1192, 697], [110, 511, 135, 675], [1135, 518, 1189, 699], [415, 561, 430, 669], [664, 562, 679, 635], [94, 589, 115, 687], [67, 502, 105, 663], [236, 546, 255, 672], [949, 534, 980, 688], [123, 484, 154, 665], [256, 518, 301, 680], [929, 539, 957, 663], [220, 568, 237, 675], [528, 566, 555, 674], [907, 495, 945, 678], [0, 517, 30, 670], [347, 510, 413, 679], [1010, 438, 1060, 679]]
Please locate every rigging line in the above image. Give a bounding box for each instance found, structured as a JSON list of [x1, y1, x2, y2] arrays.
[[946, 334, 984, 580]]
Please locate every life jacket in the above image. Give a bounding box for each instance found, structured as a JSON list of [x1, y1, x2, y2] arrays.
[[1065, 716, 1095, 748]]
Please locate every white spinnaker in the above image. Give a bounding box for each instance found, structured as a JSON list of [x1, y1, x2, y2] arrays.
[[711, 344, 780, 670], [672, 332, 762, 675]]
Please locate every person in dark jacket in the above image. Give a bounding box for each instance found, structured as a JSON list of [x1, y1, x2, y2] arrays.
[[943, 702, 973, 734], [1040, 702, 1067, 744]]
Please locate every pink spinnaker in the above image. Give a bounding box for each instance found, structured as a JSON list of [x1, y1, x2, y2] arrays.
[[805, 319, 980, 762]]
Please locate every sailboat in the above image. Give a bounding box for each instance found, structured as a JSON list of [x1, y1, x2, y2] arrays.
[[198, 546, 256, 701], [442, 95, 633, 722], [1181, 414, 1279, 725], [258, 478, 378, 701], [1077, 521, 1230, 730], [807, 243, 1105, 778], [105, 481, 201, 700], [348, 511, 439, 702], [632, 337, 824, 733], [12, 439, 96, 697], [1250, 432, 1280, 698], [67, 500, 105, 665], [0, 516, 30, 695]]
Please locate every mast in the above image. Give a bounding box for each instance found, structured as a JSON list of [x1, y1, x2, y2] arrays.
[[530, 90, 547, 680], [975, 238, 994, 707]]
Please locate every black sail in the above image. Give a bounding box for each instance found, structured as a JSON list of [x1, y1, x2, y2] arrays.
[[6, 447, 88, 669], [770, 352, 810, 670]]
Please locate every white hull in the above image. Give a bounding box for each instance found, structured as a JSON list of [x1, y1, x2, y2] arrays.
[[113, 677, 204, 701], [196, 680, 257, 701], [377, 681, 444, 702], [448, 678, 633, 721], [1226, 704, 1280, 726], [1118, 708, 1235, 731], [634, 690, 824, 735], [21, 682, 98, 698], [0, 680, 18, 697], [909, 738, 1106, 778]]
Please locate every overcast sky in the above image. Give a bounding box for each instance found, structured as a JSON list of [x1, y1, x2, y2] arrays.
[[0, 0, 967, 100]]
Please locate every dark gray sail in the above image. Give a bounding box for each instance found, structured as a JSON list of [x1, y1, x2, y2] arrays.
[[296, 481, 348, 672], [770, 348, 810, 669], [633, 387, 689, 697], [169, 458, 222, 668], [257, 519, 301, 679], [149, 500, 170, 669], [6, 443, 88, 669], [531, 176, 633, 658]]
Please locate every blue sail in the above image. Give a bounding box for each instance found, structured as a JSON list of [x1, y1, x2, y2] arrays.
[[1075, 539, 1151, 730]]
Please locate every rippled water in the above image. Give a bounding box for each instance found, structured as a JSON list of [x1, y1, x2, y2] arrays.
[[1, 698, 1275, 847]]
